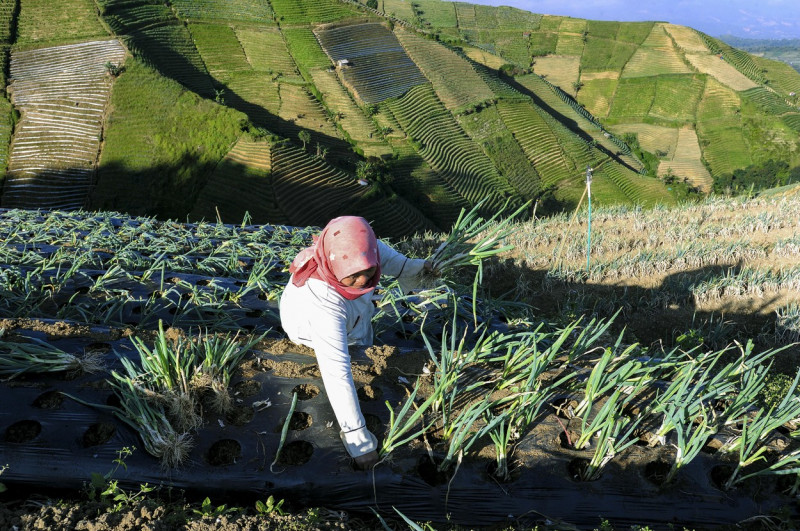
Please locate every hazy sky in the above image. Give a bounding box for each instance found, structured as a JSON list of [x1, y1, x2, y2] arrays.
[[465, 0, 800, 40]]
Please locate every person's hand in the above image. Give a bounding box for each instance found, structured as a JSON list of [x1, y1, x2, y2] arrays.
[[353, 450, 379, 470], [422, 260, 440, 277]]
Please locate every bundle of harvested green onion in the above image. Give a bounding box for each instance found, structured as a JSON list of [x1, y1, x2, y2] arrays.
[[428, 198, 529, 275], [0, 333, 104, 379]]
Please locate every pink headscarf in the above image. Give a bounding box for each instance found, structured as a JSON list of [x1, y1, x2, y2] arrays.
[[289, 216, 381, 300]]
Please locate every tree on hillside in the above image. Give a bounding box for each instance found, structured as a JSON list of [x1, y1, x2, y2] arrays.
[[298, 130, 311, 151]]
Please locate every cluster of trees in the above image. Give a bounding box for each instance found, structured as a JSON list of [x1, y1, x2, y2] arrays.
[[712, 160, 800, 195]]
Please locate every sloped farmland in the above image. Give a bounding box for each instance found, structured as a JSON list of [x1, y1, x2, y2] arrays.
[[2, 40, 127, 210]]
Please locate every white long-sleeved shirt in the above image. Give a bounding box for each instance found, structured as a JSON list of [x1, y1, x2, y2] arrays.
[[279, 241, 425, 457]]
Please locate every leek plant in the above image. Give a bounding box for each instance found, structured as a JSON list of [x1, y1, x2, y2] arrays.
[[581, 400, 643, 481], [109, 374, 194, 469], [0, 334, 105, 379], [379, 380, 442, 457], [722, 369, 800, 489], [271, 392, 298, 473], [664, 404, 716, 483], [198, 331, 265, 413]]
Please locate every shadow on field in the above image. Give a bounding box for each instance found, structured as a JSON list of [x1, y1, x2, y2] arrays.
[[481, 258, 800, 368]]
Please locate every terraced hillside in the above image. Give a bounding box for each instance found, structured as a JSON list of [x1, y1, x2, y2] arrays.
[[0, 0, 797, 235]]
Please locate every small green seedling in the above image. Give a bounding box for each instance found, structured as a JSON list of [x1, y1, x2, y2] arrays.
[[193, 496, 239, 517], [255, 495, 286, 515]]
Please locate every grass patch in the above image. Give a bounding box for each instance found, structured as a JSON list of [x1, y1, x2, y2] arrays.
[[91, 59, 246, 219]]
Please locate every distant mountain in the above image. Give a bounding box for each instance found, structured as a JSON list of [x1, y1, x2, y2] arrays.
[[0, 0, 798, 237]]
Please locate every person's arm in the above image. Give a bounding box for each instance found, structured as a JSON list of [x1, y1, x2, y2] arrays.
[[305, 282, 377, 461], [378, 240, 428, 293]]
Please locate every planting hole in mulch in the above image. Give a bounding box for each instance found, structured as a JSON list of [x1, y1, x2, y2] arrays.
[[364, 413, 383, 437], [196, 279, 212, 286], [644, 460, 671, 486], [283, 411, 312, 431], [567, 457, 601, 482], [33, 390, 64, 409], [82, 422, 116, 447], [276, 440, 313, 466], [131, 305, 143, 314], [357, 385, 382, 401], [292, 384, 319, 400], [5, 420, 41, 443], [486, 460, 521, 483], [246, 309, 263, 318], [207, 439, 241, 466], [417, 455, 455, 487], [85, 342, 112, 353], [225, 405, 255, 426], [710, 464, 733, 490], [233, 380, 261, 397]]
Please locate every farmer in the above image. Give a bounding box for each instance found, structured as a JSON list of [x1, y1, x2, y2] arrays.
[[279, 216, 431, 469]]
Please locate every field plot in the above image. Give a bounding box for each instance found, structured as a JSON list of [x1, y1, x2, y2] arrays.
[[102, 3, 174, 33], [752, 56, 800, 97], [533, 55, 579, 93], [411, 0, 456, 28], [609, 123, 679, 159], [581, 37, 638, 73], [127, 23, 215, 97], [685, 53, 758, 92], [608, 76, 656, 120], [461, 44, 507, 71], [382, 0, 415, 23], [494, 31, 531, 66], [578, 77, 616, 117], [621, 24, 692, 78], [269, 0, 356, 24], [191, 137, 289, 225], [615, 21, 654, 44], [308, 67, 391, 158], [649, 75, 705, 122], [663, 24, 708, 53], [658, 126, 712, 191], [16, 0, 108, 46], [92, 59, 244, 218], [223, 71, 281, 125], [387, 84, 519, 212], [275, 82, 343, 150], [269, 142, 366, 227], [170, 0, 274, 23], [314, 23, 427, 104], [527, 31, 558, 57], [555, 18, 586, 56], [236, 27, 299, 77], [395, 27, 494, 112], [281, 27, 331, 71], [497, 100, 574, 188], [741, 87, 797, 115], [696, 79, 751, 176], [3, 40, 127, 211], [189, 23, 251, 82]]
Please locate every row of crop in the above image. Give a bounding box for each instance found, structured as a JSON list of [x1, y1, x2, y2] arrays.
[[375, 298, 800, 488], [104, 3, 173, 33], [314, 23, 402, 59], [170, 0, 274, 23], [387, 84, 519, 212]]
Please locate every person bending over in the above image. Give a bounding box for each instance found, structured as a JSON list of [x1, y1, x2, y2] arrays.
[[279, 216, 429, 469]]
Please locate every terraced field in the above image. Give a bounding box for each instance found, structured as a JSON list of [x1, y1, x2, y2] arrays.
[[269, 0, 357, 24], [607, 77, 656, 120], [3, 40, 127, 210], [16, 0, 108, 45], [189, 23, 251, 82], [307, 67, 392, 158], [533, 55, 580, 93], [191, 137, 288, 225], [696, 79, 751, 176], [314, 22, 427, 104], [609, 123, 679, 159], [394, 27, 494, 112], [649, 75, 706, 122], [622, 24, 692, 78], [170, 0, 274, 23], [658, 126, 713, 191], [387, 84, 520, 212], [684, 52, 758, 92], [236, 27, 299, 77]]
